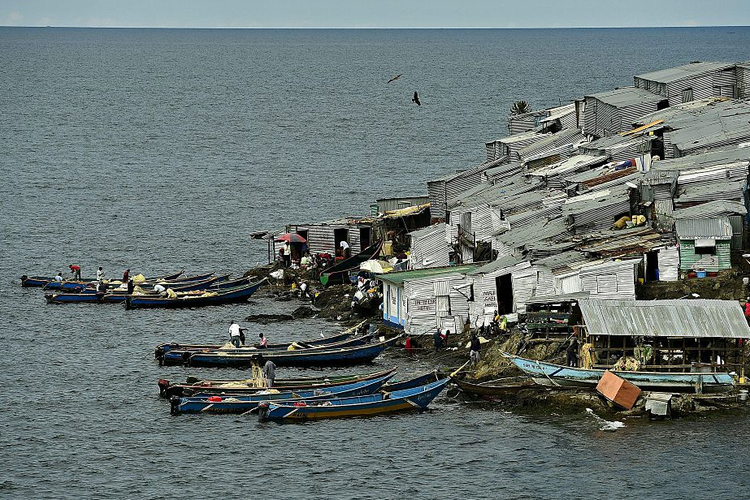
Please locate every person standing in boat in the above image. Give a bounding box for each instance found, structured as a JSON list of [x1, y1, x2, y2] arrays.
[[127, 279, 134, 295], [96, 267, 105, 281], [229, 320, 245, 348], [122, 269, 130, 283], [69, 264, 82, 280], [258, 332, 268, 349], [262, 360, 276, 387]]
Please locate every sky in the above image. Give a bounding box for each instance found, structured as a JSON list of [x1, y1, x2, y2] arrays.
[[1, 0, 749, 28]]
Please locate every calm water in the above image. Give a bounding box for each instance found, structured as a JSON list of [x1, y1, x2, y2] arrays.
[[1, 27, 749, 499]]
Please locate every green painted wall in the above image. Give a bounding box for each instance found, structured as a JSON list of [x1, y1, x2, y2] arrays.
[[678, 239, 731, 272]]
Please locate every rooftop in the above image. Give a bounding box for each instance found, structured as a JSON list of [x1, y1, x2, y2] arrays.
[[585, 86, 665, 108], [675, 217, 733, 239], [376, 263, 482, 285], [579, 299, 750, 338], [635, 61, 735, 84]]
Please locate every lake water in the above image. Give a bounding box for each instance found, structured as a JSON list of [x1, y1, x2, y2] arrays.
[[1, 27, 749, 499]]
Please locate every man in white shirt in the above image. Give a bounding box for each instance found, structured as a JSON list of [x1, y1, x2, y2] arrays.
[[54, 272, 63, 282], [229, 320, 244, 347], [340, 240, 350, 258], [153, 283, 166, 295], [96, 267, 105, 281]]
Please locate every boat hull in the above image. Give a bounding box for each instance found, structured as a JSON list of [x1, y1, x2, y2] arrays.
[[125, 280, 264, 309], [505, 353, 735, 392]]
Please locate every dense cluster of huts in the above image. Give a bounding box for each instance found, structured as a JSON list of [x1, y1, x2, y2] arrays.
[[283, 61, 750, 348]]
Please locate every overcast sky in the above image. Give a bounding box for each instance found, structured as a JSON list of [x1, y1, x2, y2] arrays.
[[1, 0, 749, 28]]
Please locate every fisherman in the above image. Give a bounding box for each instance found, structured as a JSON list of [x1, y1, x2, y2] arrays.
[[96, 266, 105, 281], [54, 272, 63, 282], [122, 269, 130, 283], [262, 360, 276, 387], [127, 279, 134, 295], [69, 264, 82, 280], [258, 332, 268, 349], [96, 280, 107, 293], [153, 283, 166, 295], [469, 333, 481, 365], [229, 320, 244, 348]]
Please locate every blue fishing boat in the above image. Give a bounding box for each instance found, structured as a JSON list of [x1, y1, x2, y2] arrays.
[[503, 353, 736, 393], [21, 269, 184, 288], [258, 377, 450, 421], [45, 291, 106, 304], [158, 367, 396, 398], [170, 370, 395, 415], [186, 334, 402, 368], [159, 333, 376, 366], [154, 329, 354, 361], [125, 279, 265, 309]]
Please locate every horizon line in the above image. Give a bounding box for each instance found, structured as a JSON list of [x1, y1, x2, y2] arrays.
[[2, 25, 749, 30]]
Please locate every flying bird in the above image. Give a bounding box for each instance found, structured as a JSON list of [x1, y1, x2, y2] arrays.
[[387, 74, 402, 83], [412, 91, 421, 106]]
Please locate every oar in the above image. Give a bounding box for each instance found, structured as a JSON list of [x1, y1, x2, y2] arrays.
[[450, 360, 471, 379]]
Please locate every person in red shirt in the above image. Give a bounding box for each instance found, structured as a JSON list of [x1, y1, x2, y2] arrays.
[[69, 264, 81, 280], [122, 269, 130, 282]]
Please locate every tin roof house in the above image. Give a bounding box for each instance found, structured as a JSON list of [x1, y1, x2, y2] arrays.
[[634, 61, 738, 106], [675, 217, 733, 274], [409, 223, 451, 270], [582, 87, 667, 138]]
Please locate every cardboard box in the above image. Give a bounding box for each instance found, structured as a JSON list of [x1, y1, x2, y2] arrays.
[[596, 370, 642, 410]]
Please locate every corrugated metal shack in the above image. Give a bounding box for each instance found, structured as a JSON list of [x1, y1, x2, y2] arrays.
[[675, 217, 733, 273], [583, 87, 667, 138], [427, 157, 505, 222], [634, 61, 738, 106], [738, 61, 750, 98], [577, 259, 639, 300], [374, 196, 429, 215], [409, 223, 451, 270], [485, 130, 552, 163], [578, 298, 750, 372], [578, 134, 654, 162], [673, 200, 746, 250], [562, 188, 633, 233], [506, 103, 577, 136], [377, 264, 481, 334], [288, 218, 372, 256], [373, 203, 431, 253]]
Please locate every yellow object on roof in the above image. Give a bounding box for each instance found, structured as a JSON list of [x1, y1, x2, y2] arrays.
[[620, 119, 664, 136], [381, 203, 430, 219]]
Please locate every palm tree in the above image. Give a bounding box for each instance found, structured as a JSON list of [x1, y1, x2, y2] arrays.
[[510, 100, 531, 115]]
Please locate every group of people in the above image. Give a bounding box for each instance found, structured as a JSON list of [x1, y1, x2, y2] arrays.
[[228, 320, 275, 386]]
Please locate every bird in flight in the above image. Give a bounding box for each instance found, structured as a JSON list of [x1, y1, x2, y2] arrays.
[[412, 91, 421, 106], [387, 74, 402, 83]]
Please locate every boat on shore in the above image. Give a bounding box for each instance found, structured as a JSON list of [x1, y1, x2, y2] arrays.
[[185, 334, 403, 368], [170, 370, 395, 415], [258, 376, 450, 421], [452, 376, 540, 397], [319, 242, 381, 286], [503, 353, 736, 393], [125, 279, 265, 309]]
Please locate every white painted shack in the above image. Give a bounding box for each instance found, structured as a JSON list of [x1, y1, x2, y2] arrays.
[[578, 259, 640, 300], [467, 256, 528, 324], [583, 87, 667, 138], [409, 223, 450, 270], [634, 61, 738, 106], [289, 218, 372, 255], [377, 264, 481, 334]]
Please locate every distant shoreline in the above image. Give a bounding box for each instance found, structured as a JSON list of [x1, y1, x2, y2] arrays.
[[1, 25, 749, 30]]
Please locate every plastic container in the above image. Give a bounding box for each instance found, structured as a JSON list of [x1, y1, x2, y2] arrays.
[[696, 270, 707, 278]]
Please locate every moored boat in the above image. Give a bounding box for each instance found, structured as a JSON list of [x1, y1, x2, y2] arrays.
[[452, 376, 540, 397], [258, 376, 450, 421], [170, 370, 395, 415], [45, 291, 106, 304], [125, 279, 265, 309], [185, 334, 402, 368], [503, 353, 736, 393]]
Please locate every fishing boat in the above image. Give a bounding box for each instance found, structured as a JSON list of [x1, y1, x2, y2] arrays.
[[100, 275, 250, 303], [452, 376, 540, 397], [319, 242, 381, 286], [185, 334, 402, 368], [20, 270, 184, 288], [158, 333, 376, 366], [503, 353, 736, 393], [258, 376, 450, 421], [45, 291, 106, 304], [125, 279, 265, 309], [170, 370, 395, 415], [158, 367, 397, 398]]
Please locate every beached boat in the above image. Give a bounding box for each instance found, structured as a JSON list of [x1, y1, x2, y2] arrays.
[[258, 376, 450, 421], [185, 334, 402, 368], [503, 353, 736, 392], [170, 370, 395, 415], [158, 333, 375, 366], [319, 242, 381, 286], [452, 376, 539, 397], [125, 279, 265, 309]]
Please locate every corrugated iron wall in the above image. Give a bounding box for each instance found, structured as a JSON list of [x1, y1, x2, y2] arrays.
[[579, 261, 637, 300], [657, 246, 679, 281], [427, 180, 447, 220], [411, 226, 450, 270], [738, 65, 750, 98], [678, 239, 731, 272], [665, 74, 713, 106]]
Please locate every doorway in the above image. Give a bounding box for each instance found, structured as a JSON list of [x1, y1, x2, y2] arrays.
[[495, 273, 514, 314], [334, 228, 349, 257], [646, 250, 659, 281], [359, 227, 372, 251]]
